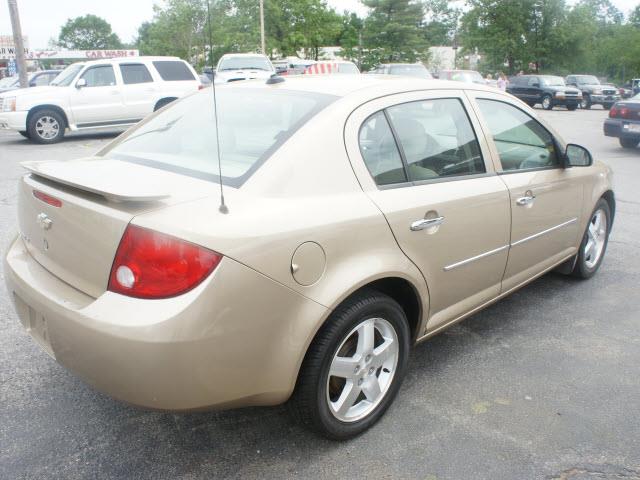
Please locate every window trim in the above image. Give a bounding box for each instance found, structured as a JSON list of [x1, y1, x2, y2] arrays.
[[358, 96, 488, 190], [475, 97, 562, 173], [80, 64, 117, 88]]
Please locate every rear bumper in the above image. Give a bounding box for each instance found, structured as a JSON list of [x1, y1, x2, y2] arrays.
[[0, 110, 28, 131], [554, 97, 580, 107], [4, 235, 327, 410], [604, 118, 640, 140]]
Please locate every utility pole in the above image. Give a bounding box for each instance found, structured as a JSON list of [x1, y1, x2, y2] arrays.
[[7, 0, 28, 88], [259, 0, 266, 55]]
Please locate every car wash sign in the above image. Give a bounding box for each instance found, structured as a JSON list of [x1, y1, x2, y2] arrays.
[[0, 35, 30, 60]]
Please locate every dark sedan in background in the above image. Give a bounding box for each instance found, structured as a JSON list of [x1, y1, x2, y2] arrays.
[[508, 75, 582, 110], [604, 95, 640, 148]]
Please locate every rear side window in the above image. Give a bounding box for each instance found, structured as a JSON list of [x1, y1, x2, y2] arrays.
[[152, 61, 196, 81], [359, 112, 406, 185], [359, 98, 485, 186], [120, 64, 153, 84]]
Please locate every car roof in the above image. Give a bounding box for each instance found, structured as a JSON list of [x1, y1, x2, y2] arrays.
[[80, 56, 184, 67], [220, 53, 269, 58], [219, 74, 498, 98]]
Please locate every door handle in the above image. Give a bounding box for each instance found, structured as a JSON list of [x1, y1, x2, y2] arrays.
[[516, 194, 536, 206], [410, 216, 445, 231]]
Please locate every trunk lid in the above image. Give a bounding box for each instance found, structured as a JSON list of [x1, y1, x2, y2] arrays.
[[18, 158, 216, 298]]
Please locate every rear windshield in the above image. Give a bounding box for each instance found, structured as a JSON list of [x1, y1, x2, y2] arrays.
[[152, 61, 195, 81], [576, 75, 600, 85], [218, 56, 273, 71], [540, 76, 565, 86], [389, 65, 432, 78], [100, 88, 336, 187]]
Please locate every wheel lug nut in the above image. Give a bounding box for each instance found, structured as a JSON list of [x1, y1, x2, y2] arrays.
[[365, 355, 371, 362], [354, 365, 360, 373], [358, 378, 364, 386], [369, 367, 374, 375]]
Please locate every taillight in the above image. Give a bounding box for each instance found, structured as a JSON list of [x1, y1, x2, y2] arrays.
[[108, 225, 222, 299], [33, 189, 62, 207], [609, 106, 618, 118], [620, 107, 631, 119]]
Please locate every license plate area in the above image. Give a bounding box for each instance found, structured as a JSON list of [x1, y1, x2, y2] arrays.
[[13, 293, 55, 359], [625, 123, 640, 133]]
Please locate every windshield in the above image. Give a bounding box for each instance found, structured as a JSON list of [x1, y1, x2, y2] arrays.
[[101, 88, 336, 187], [541, 76, 565, 86], [389, 65, 432, 78], [218, 56, 273, 71], [577, 75, 600, 85], [451, 71, 484, 84], [50, 64, 84, 86]]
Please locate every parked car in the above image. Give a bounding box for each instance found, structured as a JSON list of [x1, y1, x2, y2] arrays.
[[0, 70, 60, 93], [215, 53, 275, 83], [507, 75, 582, 110], [603, 95, 640, 148], [369, 63, 433, 79], [438, 69, 486, 85], [303, 61, 360, 75], [565, 74, 620, 109], [4, 76, 614, 440], [0, 56, 200, 144]]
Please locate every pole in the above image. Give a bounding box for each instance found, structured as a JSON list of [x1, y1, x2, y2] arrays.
[[7, 0, 28, 87], [259, 0, 266, 55]]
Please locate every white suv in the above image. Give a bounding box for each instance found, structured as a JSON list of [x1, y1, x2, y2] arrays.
[[0, 56, 200, 143]]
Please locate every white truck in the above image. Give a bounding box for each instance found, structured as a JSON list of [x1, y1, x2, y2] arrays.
[[0, 56, 200, 143], [214, 53, 275, 83]]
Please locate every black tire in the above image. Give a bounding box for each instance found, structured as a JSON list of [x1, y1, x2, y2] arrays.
[[581, 95, 591, 110], [153, 97, 177, 112], [19, 130, 30, 138], [619, 137, 638, 149], [27, 109, 65, 144], [603, 103, 613, 110], [567, 104, 578, 111], [572, 198, 611, 279], [527, 101, 537, 108], [541, 95, 554, 110], [290, 289, 410, 440]]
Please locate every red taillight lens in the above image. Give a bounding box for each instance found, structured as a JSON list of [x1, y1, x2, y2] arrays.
[[620, 107, 630, 119], [33, 190, 62, 207], [609, 106, 618, 118], [108, 225, 222, 299]]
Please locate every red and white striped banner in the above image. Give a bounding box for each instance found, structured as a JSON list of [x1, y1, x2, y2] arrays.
[[304, 63, 337, 75]]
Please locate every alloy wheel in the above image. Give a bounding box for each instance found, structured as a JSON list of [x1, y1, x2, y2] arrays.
[[35, 116, 60, 140], [326, 317, 399, 423], [584, 209, 607, 269]]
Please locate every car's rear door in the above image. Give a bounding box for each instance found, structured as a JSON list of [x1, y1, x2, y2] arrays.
[[345, 90, 511, 331], [119, 63, 157, 120], [467, 91, 583, 292]]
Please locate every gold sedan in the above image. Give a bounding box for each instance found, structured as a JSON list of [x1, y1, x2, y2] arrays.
[[4, 76, 614, 440]]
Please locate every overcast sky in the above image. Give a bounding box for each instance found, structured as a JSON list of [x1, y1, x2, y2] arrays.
[[2, 0, 638, 49]]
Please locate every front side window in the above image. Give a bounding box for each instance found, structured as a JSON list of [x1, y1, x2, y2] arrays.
[[476, 99, 559, 172], [527, 77, 539, 86], [100, 88, 336, 187], [81, 65, 116, 87], [50, 63, 84, 86], [120, 64, 153, 84]]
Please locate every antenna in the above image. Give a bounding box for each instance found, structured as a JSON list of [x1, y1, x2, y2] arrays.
[[207, 0, 228, 214]]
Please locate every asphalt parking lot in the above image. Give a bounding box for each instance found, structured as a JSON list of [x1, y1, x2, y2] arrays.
[[1, 107, 639, 480]]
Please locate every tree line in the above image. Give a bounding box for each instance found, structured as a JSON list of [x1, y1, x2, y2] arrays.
[[54, 0, 640, 82]]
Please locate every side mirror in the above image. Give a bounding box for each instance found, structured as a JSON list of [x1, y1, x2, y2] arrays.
[[565, 144, 593, 167], [75, 78, 87, 89]]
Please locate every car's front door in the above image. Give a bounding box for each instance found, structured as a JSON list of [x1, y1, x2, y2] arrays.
[[70, 64, 124, 126], [345, 90, 512, 332], [469, 92, 583, 292]]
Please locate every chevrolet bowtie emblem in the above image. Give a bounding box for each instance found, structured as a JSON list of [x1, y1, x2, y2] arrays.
[[36, 212, 53, 230]]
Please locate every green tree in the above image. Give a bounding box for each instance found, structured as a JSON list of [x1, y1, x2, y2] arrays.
[[630, 5, 640, 27], [424, 0, 460, 46], [57, 14, 123, 50], [361, 0, 430, 68], [337, 13, 364, 63]]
